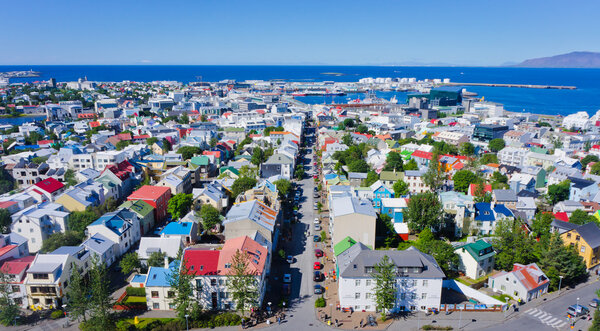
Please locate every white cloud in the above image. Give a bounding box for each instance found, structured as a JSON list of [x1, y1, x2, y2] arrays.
[[139, 59, 152, 63]]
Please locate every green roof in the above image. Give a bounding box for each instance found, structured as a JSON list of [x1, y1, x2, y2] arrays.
[[119, 199, 154, 217], [334, 236, 357, 256], [379, 171, 404, 181], [219, 166, 239, 175], [530, 146, 548, 154], [458, 239, 495, 262], [190, 155, 210, 166], [224, 127, 245, 132]]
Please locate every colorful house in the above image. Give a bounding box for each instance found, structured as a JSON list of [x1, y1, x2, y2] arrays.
[[127, 185, 172, 223]]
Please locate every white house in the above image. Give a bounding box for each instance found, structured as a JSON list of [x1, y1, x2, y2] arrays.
[[455, 240, 496, 280], [86, 209, 141, 258], [488, 263, 549, 302], [10, 203, 70, 253]]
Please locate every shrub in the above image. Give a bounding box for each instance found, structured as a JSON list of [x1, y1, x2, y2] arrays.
[[315, 297, 326, 308], [125, 286, 146, 297], [116, 320, 133, 331], [421, 325, 453, 330], [150, 320, 183, 331], [50, 310, 63, 320]]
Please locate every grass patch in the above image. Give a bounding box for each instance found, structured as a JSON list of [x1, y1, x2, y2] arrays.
[[123, 318, 175, 329], [124, 296, 146, 304], [492, 294, 512, 303], [455, 278, 471, 286]]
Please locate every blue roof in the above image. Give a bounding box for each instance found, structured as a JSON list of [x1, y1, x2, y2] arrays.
[[51, 246, 83, 255], [474, 202, 495, 222], [160, 221, 193, 235], [324, 173, 338, 180], [90, 210, 134, 235], [145, 266, 172, 287], [131, 274, 147, 283], [494, 204, 514, 218]]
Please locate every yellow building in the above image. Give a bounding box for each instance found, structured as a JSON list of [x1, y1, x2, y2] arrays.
[[560, 222, 600, 269]]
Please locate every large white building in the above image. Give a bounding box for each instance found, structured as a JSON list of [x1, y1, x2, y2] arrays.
[[497, 147, 529, 167], [337, 245, 445, 312], [562, 111, 591, 131], [10, 203, 70, 253]]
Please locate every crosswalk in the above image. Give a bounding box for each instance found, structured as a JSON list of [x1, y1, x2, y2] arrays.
[[525, 308, 568, 329]]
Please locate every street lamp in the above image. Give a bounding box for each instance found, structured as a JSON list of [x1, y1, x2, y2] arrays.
[[558, 275, 564, 292], [577, 297, 580, 308], [184, 314, 189, 331], [283, 301, 286, 312]]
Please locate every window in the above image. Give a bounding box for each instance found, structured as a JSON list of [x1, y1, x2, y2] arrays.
[[365, 305, 371, 310], [412, 280, 417, 286], [581, 246, 586, 253], [355, 305, 360, 310], [355, 293, 361, 299], [422, 280, 428, 287], [151, 291, 159, 298], [411, 293, 416, 300], [45, 299, 53, 305], [500, 285, 506, 291], [365, 293, 372, 299], [168, 303, 176, 310], [421, 293, 427, 299], [567, 233, 571, 238], [400, 293, 406, 300], [366, 280, 372, 286], [11, 285, 20, 292], [219, 279, 224, 285], [167, 291, 175, 298], [576, 235, 581, 241], [33, 273, 49, 280], [355, 280, 361, 286], [153, 303, 160, 309], [514, 291, 519, 297], [211, 279, 217, 286]]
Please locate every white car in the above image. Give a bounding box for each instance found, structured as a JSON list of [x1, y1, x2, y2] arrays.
[[314, 224, 322, 231], [314, 218, 320, 225], [283, 274, 292, 283]]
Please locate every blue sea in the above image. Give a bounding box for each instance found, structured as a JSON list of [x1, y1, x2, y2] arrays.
[[1, 65, 600, 118]]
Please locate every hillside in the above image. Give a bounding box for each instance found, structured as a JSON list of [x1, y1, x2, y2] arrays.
[[514, 51, 600, 68]]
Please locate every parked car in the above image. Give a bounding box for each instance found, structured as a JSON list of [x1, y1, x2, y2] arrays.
[[314, 285, 324, 294], [283, 274, 292, 283], [314, 203, 318, 210], [314, 224, 321, 231], [567, 305, 589, 317], [315, 249, 324, 257], [313, 262, 323, 270], [591, 299, 600, 308], [313, 235, 321, 242], [313, 271, 323, 282], [314, 218, 320, 224], [287, 255, 294, 264]]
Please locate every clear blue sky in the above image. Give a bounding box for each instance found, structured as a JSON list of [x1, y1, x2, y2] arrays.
[[2, 0, 599, 65]]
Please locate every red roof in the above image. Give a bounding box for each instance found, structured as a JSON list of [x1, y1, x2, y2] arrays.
[[133, 134, 150, 139], [203, 150, 221, 159], [128, 185, 171, 201], [34, 178, 64, 194], [183, 249, 220, 276], [469, 183, 492, 195], [104, 160, 133, 180], [554, 212, 569, 222], [411, 150, 432, 160], [0, 201, 17, 209], [452, 162, 464, 170], [117, 133, 132, 141], [37, 140, 54, 145], [89, 121, 101, 128], [0, 245, 17, 259], [77, 113, 96, 119], [0, 255, 35, 275], [512, 263, 550, 291]]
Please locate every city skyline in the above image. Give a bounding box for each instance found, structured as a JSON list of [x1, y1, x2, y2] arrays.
[[2, 0, 599, 66]]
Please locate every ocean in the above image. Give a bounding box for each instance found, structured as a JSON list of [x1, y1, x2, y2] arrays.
[[1, 65, 600, 117]]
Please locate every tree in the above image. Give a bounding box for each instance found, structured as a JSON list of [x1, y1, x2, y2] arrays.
[[66, 265, 89, 322], [250, 147, 264, 166], [383, 152, 404, 172], [531, 212, 554, 239], [479, 153, 498, 165], [68, 210, 98, 233], [168, 250, 195, 320], [146, 137, 158, 146], [263, 126, 284, 136], [488, 138, 505, 152], [547, 180, 571, 204], [167, 193, 193, 220], [228, 249, 259, 316], [581, 155, 599, 169], [403, 159, 418, 171], [231, 177, 257, 198], [209, 137, 219, 147], [200, 204, 221, 232], [120, 252, 141, 275], [64, 169, 77, 187], [569, 209, 595, 225], [539, 234, 588, 291], [273, 179, 291, 199], [356, 124, 368, 133], [414, 229, 459, 276], [341, 134, 353, 146], [177, 146, 202, 160], [0, 270, 19, 326], [0, 208, 11, 233], [452, 170, 478, 193], [179, 113, 189, 124], [148, 251, 167, 267], [492, 219, 537, 271], [423, 151, 445, 192], [115, 140, 130, 151], [459, 142, 475, 156], [41, 231, 84, 253], [392, 180, 409, 197], [373, 255, 396, 316], [405, 192, 443, 232], [591, 162, 600, 175], [347, 159, 369, 173], [362, 170, 379, 187], [89, 257, 114, 329], [161, 138, 172, 152]]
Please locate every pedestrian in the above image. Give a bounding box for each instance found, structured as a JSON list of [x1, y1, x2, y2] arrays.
[[335, 318, 338, 327], [360, 319, 363, 328], [278, 316, 281, 325]]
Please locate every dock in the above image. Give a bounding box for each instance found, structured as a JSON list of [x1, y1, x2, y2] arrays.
[[443, 82, 576, 90]]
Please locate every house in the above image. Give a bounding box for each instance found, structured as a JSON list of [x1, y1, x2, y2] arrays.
[[11, 158, 49, 188], [223, 200, 277, 244], [0, 255, 35, 308], [329, 196, 376, 249], [404, 170, 429, 194], [260, 153, 294, 180], [488, 263, 549, 302], [119, 200, 155, 235], [157, 166, 192, 195], [492, 189, 518, 209], [80, 233, 118, 267], [515, 197, 537, 221], [369, 180, 393, 210], [87, 209, 142, 258], [193, 183, 228, 212], [337, 246, 445, 312], [553, 200, 583, 216], [568, 176, 598, 202], [24, 246, 91, 309], [26, 177, 66, 203], [550, 219, 579, 235], [432, 131, 468, 146], [159, 221, 198, 245], [379, 171, 404, 188], [455, 240, 495, 279], [509, 173, 536, 193], [0, 233, 29, 262], [10, 203, 70, 253], [145, 262, 177, 310], [560, 222, 600, 269], [439, 191, 474, 237], [137, 237, 184, 261], [55, 181, 105, 212], [128, 185, 172, 223], [347, 172, 368, 187]]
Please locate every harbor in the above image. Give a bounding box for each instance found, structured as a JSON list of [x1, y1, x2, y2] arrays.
[[444, 82, 576, 89]]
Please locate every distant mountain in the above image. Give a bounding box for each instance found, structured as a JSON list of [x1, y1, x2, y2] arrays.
[[514, 51, 600, 68]]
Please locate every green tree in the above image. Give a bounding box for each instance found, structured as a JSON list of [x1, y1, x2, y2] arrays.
[[161, 138, 172, 152], [115, 140, 130, 151], [392, 180, 409, 197], [591, 162, 600, 175], [148, 251, 167, 267], [168, 250, 195, 320], [341, 134, 353, 146], [347, 159, 369, 173], [0, 270, 19, 326], [273, 179, 291, 199], [452, 170, 478, 193], [362, 170, 379, 187], [41, 231, 84, 253], [423, 151, 445, 191], [0, 208, 11, 233], [569, 209, 595, 225], [227, 249, 259, 316], [405, 192, 443, 232], [373, 255, 396, 316], [66, 265, 89, 322], [547, 180, 571, 204], [120, 252, 141, 275], [492, 219, 537, 271], [581, 155, 599, 169], [231, 177, 258, 198], [479, 153, 498, 165], [488, 138, 506, 152], [68, 210, 98, 233], [167, 193, 193, 220], [89, 257, 114, 329], [250, 147, 265, 166], [403, 159, 419, 171], [64, 169, 77, 187], [200, 204, 221, 232], [179, 113, 189, 124], [539, 234, 588, 291], [356, 124, 368, 134], [414, 229, 459, 276], [459, 142, 475, 156], [530, 212, 554, 239], [209, 137, 219, 147], [146, 137, 158, 146], [177, 146, 202, 160], [383, 152, 404, 172]]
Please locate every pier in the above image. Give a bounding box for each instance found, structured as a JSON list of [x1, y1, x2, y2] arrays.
[[443, 82, 576, 90]]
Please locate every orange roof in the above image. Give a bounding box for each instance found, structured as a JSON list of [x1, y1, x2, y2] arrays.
[[89, 121, 101, 128], [218, 236, 267, 275], [512, 263, 549, 291], [486, 163, 500, 168]]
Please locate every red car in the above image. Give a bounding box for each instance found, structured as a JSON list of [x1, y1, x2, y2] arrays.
[[315, 249, 323, 258], [313, 262, 323, 270], [313, 175, 318, 179]]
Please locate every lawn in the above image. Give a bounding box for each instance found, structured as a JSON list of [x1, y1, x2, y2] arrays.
[[123, 318, 175, 329], [124, 296, 146, 304], [492, 294, 513, 303]]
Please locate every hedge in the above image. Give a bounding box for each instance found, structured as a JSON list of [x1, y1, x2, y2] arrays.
[[50, 310, 63, 320]]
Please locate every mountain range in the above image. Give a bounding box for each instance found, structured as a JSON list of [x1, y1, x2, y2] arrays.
[[513, 51, 600, 68]]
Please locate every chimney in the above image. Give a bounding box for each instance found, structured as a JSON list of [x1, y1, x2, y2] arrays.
[[164, 255, 169, 269]]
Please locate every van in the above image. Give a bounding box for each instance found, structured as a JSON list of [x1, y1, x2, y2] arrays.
[[567, 304, 589, 317]]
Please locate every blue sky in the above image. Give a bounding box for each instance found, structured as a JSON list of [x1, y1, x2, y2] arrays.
[[2, 0, 599, 65]]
